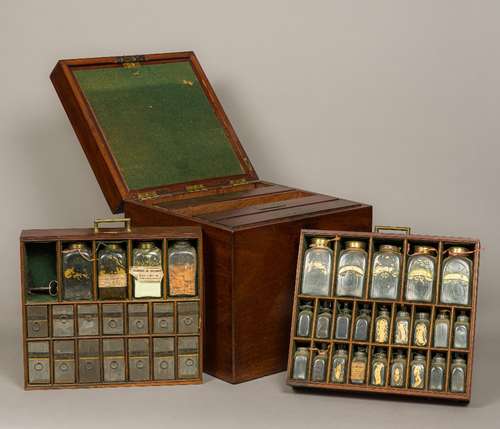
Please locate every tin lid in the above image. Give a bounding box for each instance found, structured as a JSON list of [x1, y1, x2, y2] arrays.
[[137, 241, 156, 250], [379, 244, 400, 253], [310, 238, 330, 248], [67, 242, 88, 250], [414, 245, 437, 255], [345, 240, 366, 250], [448, 246, 471, 256]]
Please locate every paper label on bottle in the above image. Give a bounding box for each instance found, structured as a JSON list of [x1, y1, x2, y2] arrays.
[[134, 281, 162, 298], [169, 265, 196, 296], [130, 266, 164, 282], [350, 362, 366, 382], [98, 273, 127, 288]]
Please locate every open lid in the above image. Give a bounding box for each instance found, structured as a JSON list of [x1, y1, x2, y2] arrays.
[[51, 52, 258, 213]]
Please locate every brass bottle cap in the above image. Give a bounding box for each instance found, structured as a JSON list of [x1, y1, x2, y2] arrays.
[[345, 240, 366, 250], [106, 243, 122, 250], [68, 242, 87, 250], [379, 244, 400, 253], [138, 241, 155, 250], [448, 246, 470, 256], [414, 245, 436, 255], [310, 237, 330, 248]]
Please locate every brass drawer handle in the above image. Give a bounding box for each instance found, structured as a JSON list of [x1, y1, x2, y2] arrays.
[[94, 218, 131, 233], [374, 225, 411, 235]]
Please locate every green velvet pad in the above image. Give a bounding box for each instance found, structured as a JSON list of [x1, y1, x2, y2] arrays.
[[74, 62, 244, 190], [25, 243, 57, 303]]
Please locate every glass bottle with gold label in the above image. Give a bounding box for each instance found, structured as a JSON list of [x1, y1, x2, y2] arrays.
[[353, 306, 371, 341], [413, 312, 430, 347], [370, 349, 388, 387], [311, 349, 329, 382], [433, 309, 450, 348], [315, 305, 332, 339], [441, 247, 472, 305], [131, 242, 163, 298], [390, 351, 407, 388], [292, 347, 310, 380], [410, 353, 427, 389], [394, 307, 410, 345], [405, 246, 437, 302], [331, 347, 348, 384], [429, 354, 446, 391], [374, 306, 391, 344], [350, 348, 367, 384], [370, 244, 402, 300], [168, 241, 197, 297], [98, 243, 127, 300], [301, 238, 333, 297], [336, 241, 367, 298], [453, 312, 469, 349], [450, 356, 467, 393], [62, 242, 93, 300], [335, 303, 352, 340], [296, 302, 314, 337]]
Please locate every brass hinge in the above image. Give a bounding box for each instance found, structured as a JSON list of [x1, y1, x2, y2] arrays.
[[116, 55, 145, 68], [137, 191, 159, 201], [230, 178, 248, 186], [185, 184, 206, 193]]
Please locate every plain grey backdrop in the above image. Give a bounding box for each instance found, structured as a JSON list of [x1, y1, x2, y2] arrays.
[[1, 0, 499, 427]]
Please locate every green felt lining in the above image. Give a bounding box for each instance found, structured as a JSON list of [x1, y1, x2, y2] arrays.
[[74, 61, 244, 191], [25, 242, 57, 303]]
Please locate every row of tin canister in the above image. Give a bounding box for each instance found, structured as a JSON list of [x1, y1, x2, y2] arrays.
[[296, 302, 470, 349], [300, 238, 474, 305], [291, 346, 467, 393]]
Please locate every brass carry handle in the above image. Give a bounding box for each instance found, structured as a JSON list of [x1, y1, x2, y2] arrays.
[[94, 218, 132, 233], [374, 225, 411, 235]]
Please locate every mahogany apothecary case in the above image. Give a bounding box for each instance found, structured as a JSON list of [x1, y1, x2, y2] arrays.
[[21, 220, 203, 390], [287, 228, 480, 403], [50, 51, 372, 383]]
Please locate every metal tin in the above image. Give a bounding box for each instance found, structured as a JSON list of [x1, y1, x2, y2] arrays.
[[177, 301, 199, 334], [77, 304, 99, 336], [153, 337, 175, 380], [153, 302, 174, 334], [26, 305, 48, 338], [78, 339, 101, 383], [102, 303, 124, 335], [52, 304, 74, 337], [54, 340, 75, 384], [128, 338, 150, 381], [128, 303, 149, 335], [28, 341, 50, 384], [103, 338, 125, 382]]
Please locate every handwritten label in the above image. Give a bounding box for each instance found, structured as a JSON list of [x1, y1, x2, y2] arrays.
[[130, 266, 164, 282]]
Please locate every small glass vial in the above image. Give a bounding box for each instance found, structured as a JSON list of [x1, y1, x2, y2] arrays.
[[390, 351, 407, 388], [413, 312, 430, 347], [131, 242, 163, 298], [62, 242, 93, 300], [370, 349, 388, 387], [453, 312, 470, 349], [394, 307, 411, 345], [450, 356, 467, 393], [433, 309, 450, 348], [311, 349, 329, 382], [405, 245, 437, 302], [296, 302, 314, 337], [331, 348, 348, 384], [429, 354, 446, 391], [336, 241, 367, 298], [370, 244, 402, 300], [98, 243, 127, 300], [300, 238, 333, 296], [350, 348, 368, 384], [353, 306, 371, 341], [410, 353, 427, 389], [441, 247, 472, 305], [374, 306, 391, 344], [292, 347, 310, 380], [315, 305, 332, 339], [168, 241, 197, 296], [335, 304, 352, 340]]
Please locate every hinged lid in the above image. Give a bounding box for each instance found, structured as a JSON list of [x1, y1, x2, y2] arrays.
[[51, 52, 258, 213]]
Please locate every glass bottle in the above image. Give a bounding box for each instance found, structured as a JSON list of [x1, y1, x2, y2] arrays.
[[296, 302, 314, 337], [62, 242, 93, 300], [413, 312, 430, 347], [315, 305, 332, 339], [370, 349, 388, 387], [450, 356, 467, 393], [353, 306, 371, 341], [370, 244, 402, 300], [429, 354, 446, 391], [405, 246, 437, 302], [453, 312, 470, 349], [394, 307, 411, 345], [441, 247, 472, 305], [131, 242, 163, 298], [433, 309, 450, 348], [410, 353, 427, 389], [374, 306, 391, 344], [336, 241, 367, 298], [390, 351, 407, 388], [98, 243, 127, 300], [335, 304, 352, 340], [331, 347, 348, 384], [300, 238, 333, 296], [292, 347, 310, 380], [168, 241, 197, 297], [350, 348, 368, 384], [311, 349, 329, 382]]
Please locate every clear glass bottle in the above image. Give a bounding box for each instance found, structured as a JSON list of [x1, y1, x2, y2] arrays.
[[394, 307, 411, 345], [374, 306, 391, 344], [311, 349, 329, 382], [98, 243, 127, 300], [350, 348, 368, 384], [450, 356, 467, 393], [405, 246, 437, 302], [353, 306, 371, 341], [168, 241, 197, 297], [296, 302, 314, 337], [315, 305, 332, 339], [413, 312, 430, 347], [390, 351, 407, 388], [131, 242, 163, 298], [331, 347, 348, 384], [370, 244, 402, 300], [292, 347, 310, 380], [335, 304, 352, 340], [410, 353, 427, 389], [62, 242, 93, 300], [433, 309, 450, 348], [370, 349, 388, 387], [336, 241, 367, 298], [429, 354, 446, 391], [300, 238, 333, 296], [453, 312, 470, 349], [441, 247, 472, 305]]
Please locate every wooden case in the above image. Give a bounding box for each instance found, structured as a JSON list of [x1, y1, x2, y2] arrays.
[[21, 222, 203, 389], [50, 51, 372, 383], [287, 228, 480, 403]]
